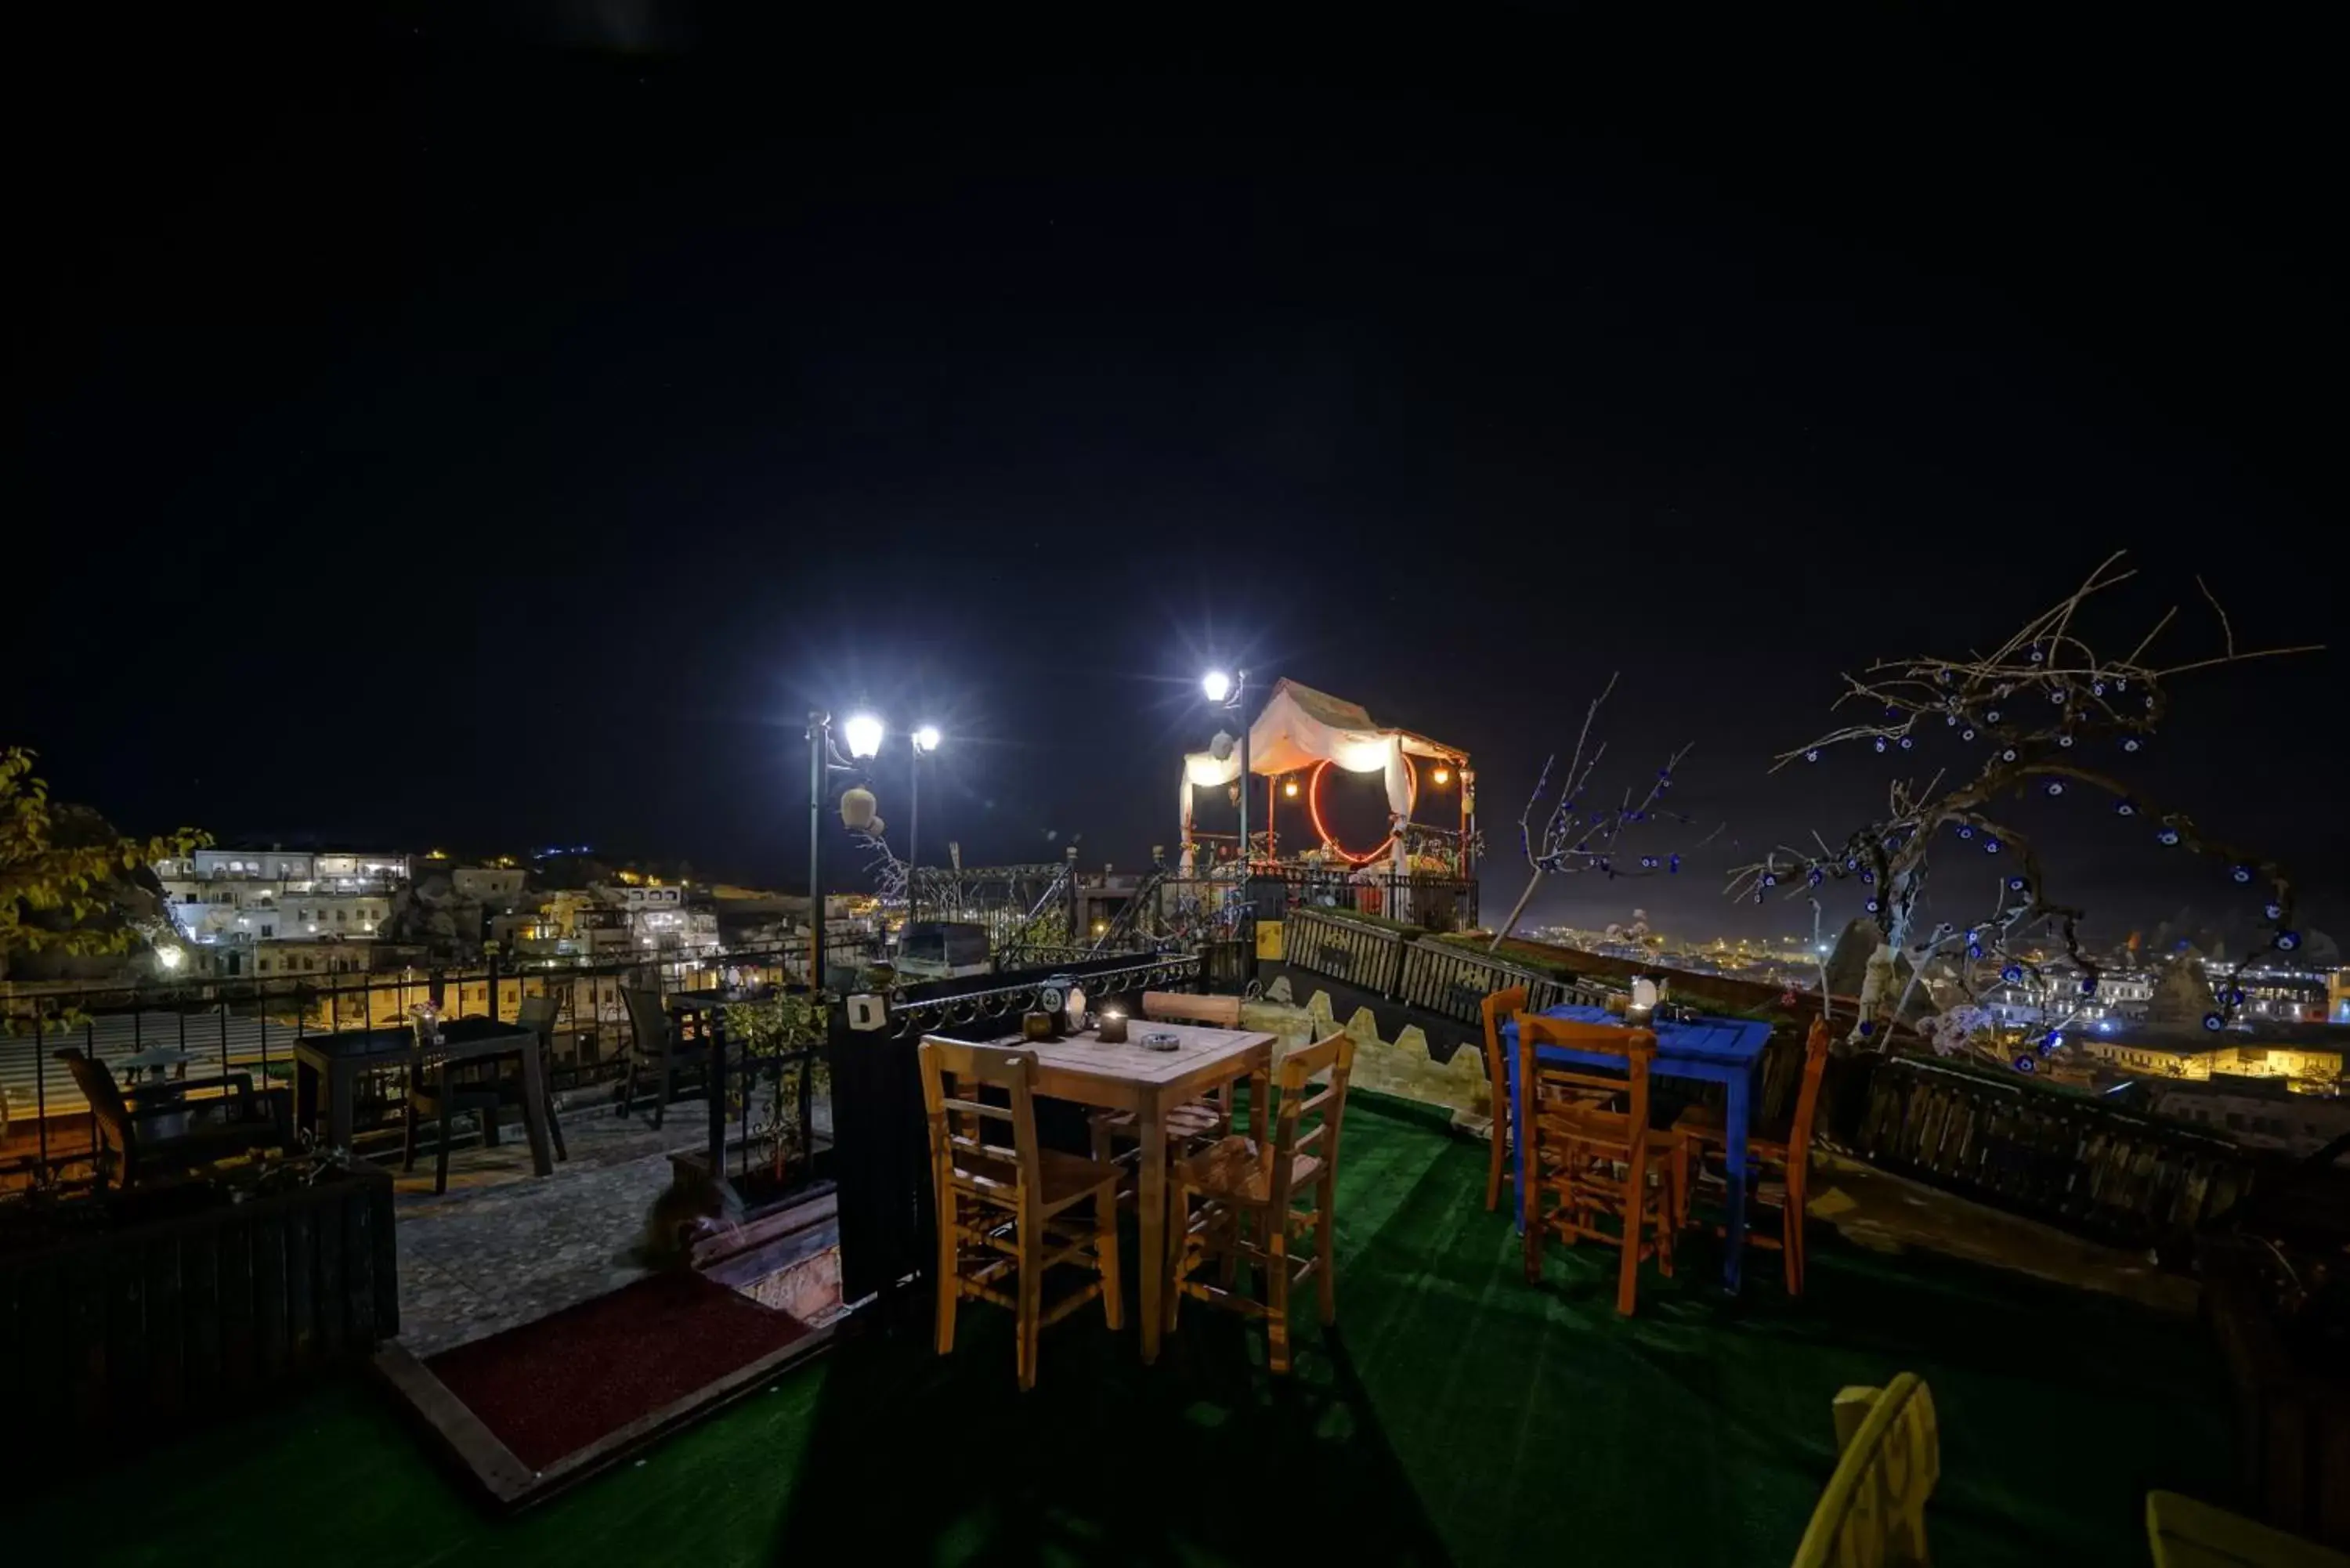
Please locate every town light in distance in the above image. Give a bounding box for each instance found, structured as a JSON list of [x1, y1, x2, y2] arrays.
[[843, 713, 884, 760], [912, 724, 942, 754]]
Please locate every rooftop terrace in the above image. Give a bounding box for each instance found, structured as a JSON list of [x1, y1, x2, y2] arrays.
[[22, 1097, 2238, 1566]]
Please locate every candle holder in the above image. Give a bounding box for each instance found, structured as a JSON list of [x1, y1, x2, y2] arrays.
[[1097, 1012, 1129, 1044]]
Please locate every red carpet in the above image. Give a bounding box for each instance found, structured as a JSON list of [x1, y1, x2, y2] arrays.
[[425, 1272, 809, 1471]]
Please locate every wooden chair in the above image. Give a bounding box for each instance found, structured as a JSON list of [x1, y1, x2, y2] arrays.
[[919, 1037, 1123, 1391], [1672, 1016, 1833, 1294], [55, 1050, 289, 1190], [515, 993, 570, 1162], [1790, 1373, 1940, 1567], [1086, 990, 1242, 1173], [1166, 1030, 1354, 1374], [620, 987, 708, 1129], [1517, 1013, 1679, 1315], [1479, 985, 1528, 1211]]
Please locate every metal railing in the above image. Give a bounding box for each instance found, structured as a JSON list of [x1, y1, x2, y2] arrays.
[[1, 936, 883, 1196]]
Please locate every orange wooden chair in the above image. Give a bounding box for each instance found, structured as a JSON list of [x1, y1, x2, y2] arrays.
[[1165, 1030, 1354, 1374], [1479, 985, 1529, 1211], [1517, 1013, 1679, 1315], [919, 1038, 1123, 1390], [1672, 1015, 1834, 1294], [1088, 991, 1242, 1174]]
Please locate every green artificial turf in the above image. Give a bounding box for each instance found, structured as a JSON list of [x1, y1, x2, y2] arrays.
[[27, 1100, 2236, 1566]]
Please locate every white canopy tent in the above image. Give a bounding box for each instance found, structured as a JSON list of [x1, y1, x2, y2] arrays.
[[1179, 678, 1472, 877]]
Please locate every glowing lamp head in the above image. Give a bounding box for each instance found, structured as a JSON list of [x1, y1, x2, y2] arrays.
[[842, 713, 884, 760], [1283, 779, 1300, 798], [911, 724, 942, 755], [1201, 670, 1233, 705], [157, 945, 185, 970], [1432, 767, 1451, 786]]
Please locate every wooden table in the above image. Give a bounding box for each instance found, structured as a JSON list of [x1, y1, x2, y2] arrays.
[[291, 1017, 555, 1177], [978, 1021, 1278, 1364]]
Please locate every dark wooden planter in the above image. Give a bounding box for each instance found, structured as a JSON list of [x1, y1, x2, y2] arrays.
[[0, 1165, 399, 1447], [2202, 1237, 2350, 1549]]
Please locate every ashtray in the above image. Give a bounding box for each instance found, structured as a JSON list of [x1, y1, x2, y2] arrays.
[[1139, 1031, 1183, 1053]]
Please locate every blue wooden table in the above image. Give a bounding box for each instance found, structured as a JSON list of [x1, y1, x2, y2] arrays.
[[1501, 1006, 1776, 1291]]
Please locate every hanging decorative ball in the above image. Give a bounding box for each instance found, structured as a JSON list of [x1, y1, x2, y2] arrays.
[[1873, 737, 1887, 753], [1899, 735, 1914, 750], [2092, 681, 2106, 696], [1983, 837, 2001, 854], [2157, 828, 2180, 846], [1967, 943, 1983, 959], [2058, 735, 2074, 748], [1805, 749, 1820, 763], [1961, 728, 1976, 742], [2046, 782, 2064, 796], [2007, 876, 2026, 891], [1860, 869, 1876, 884], [1762, 873, 1778, 887], [2117, 800, 2136, 817], [1945, 713, 1958, 726], [2202, 1013, 2225, 1032], [2263, 902, 2283, 921], [2001, 748, 2018, 762], [1865, 898, 1882, 913], [2051, 689, 2066, 704], [2029, 644, 2044, 663], [1957, 826, 1973, 839], [1808, 869, 1824, 887], [2013, 1054, 2037, 1074], [2001, 964, 2023, 984], [1987, 710, 2002, 723], [2123, 738, 2142, 753], [2275, 930, 2301, 952], [1845, 858, 1860, 871], [2231, 865, 2252, 883]]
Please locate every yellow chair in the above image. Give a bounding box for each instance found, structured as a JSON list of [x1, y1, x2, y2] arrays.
[[1478, 985, 1528, 1212], [1791, 1373, 1939, 1567]]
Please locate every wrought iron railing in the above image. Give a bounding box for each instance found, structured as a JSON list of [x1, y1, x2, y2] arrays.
[[1851, 1053, 2269, 1251]]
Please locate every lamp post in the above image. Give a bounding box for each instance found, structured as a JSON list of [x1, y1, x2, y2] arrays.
[[1204, 669, 1249, 875], [909, 724, 941, 921], [806, 710, 884, 996]]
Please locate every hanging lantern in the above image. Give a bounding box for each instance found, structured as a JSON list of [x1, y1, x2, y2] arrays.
[[839, 786, 879, 831]]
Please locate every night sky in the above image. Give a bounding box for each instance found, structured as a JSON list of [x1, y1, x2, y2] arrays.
[[13, 8, 2341, 947]]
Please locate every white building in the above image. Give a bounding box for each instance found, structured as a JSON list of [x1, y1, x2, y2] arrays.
[[157, 847, 407, 954]]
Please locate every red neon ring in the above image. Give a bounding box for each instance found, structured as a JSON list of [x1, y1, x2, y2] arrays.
[[1306, 754, 1419, 865]]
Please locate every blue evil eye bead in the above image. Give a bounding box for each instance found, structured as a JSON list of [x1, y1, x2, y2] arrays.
[[1805, 749, 1820, 762], [2157, 828, 2180, 846], [1956, 826, 1973, 840], [1856, 1020, 1875, 1037], [2263, 902, 2283, 921], [2117, 800, 2135, 816], [1860, 869, 1876, 884], [1983, 837, 2001, 854], [1640, 855, 1658, 869], [2006, 876, 2026, 891], [2029, 644, 2044, 663], [1961, 728, 1976, 741], [2058, 735, 2074, 747], [2276, 930, 2301, 952], [2092, 681, 2106, 696], [1808, 869, 1824, 887], [2223, 988, 2246, 1006], [2203, 1013, 2225, 1032], [1874, 738, 1887, 753], [2145, 695, 2156, 710], [1945, 713, 1958, 726], [1885, 706, 1899, 718], [2081, 977, 2098, 994], [2001, 964, 2023, 984], [1658, 768, 1672, 780], [1899, 735, 1914, 750], [2231, 865, 2252, 883], [1987, 710, 2001, 723], [2051, 688, 2066, 704], [2001, 748, 2018, 762], [1967, 942, 1983, 959], [1845, 858, 1860, 871], [2013, 1054, 2037, 1074], [2123, 737, 2142, 752], [1668, 854, 1679, 874], [1864, 898, 1881, 913], [1762, 873, 1778, 887], [2046, 782, 2063, 796]]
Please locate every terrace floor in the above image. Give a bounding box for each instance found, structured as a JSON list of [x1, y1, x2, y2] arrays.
[[38, 1097, 2238, 1567]]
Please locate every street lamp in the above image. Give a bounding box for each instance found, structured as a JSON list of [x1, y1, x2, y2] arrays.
[[805, 710, 886, 996], [843, 713, 884, 761], [909, 724, 941, 920], [1203, 669, 1249, 873]]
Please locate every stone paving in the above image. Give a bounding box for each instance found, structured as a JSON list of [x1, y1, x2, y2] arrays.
[[383, 1087, 830, 1356]]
